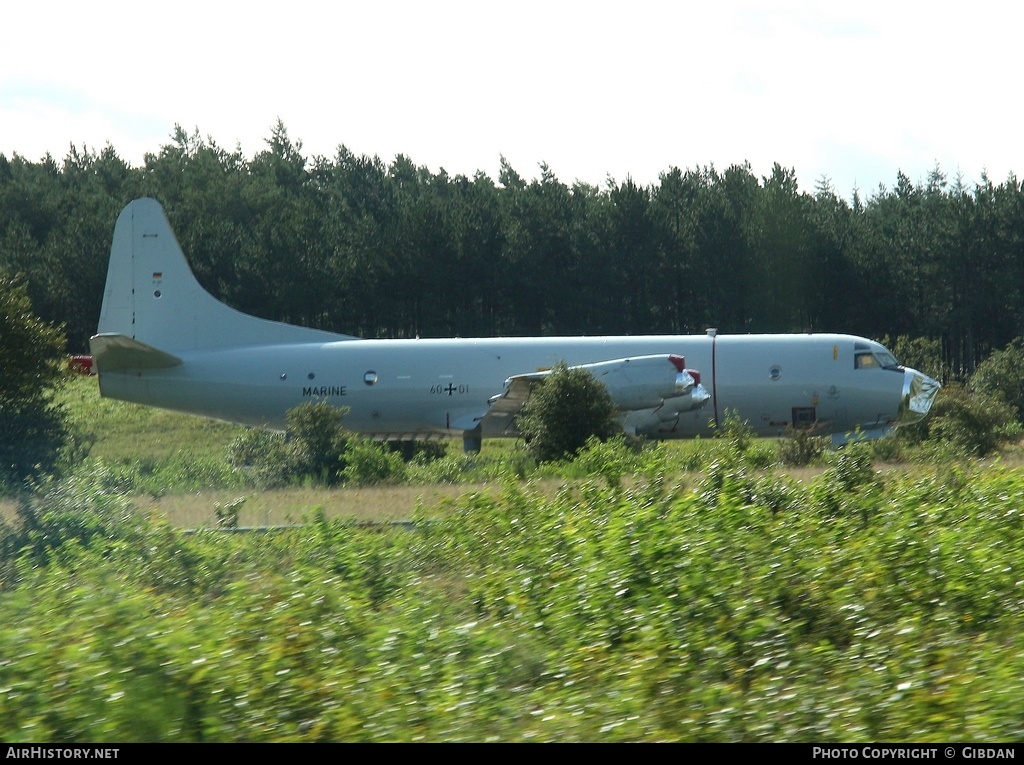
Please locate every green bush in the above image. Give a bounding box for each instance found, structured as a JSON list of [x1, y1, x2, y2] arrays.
[[0, 271, 79, 486], [712, 409, 755, 454], [228, 428, 291, 487], [809, 442, 882, 523], [564, 434, 645, 487], [516, 362, 621, 463], [864, 432, 908, 463], [777, 427, 830, 467], [228, 402, 353, 486], [671, 436, 719, 472], [285, 400, 351, 485], [405, 452, 480, 484], [342, 438, 407, 485], [392, 440, 449, 463], [900, 383, 1019, 457], [971, 337, 1024, 422], [709, 409, 778, 468]]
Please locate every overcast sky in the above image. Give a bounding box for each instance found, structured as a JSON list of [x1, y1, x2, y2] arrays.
[[2, 1, 1021, 200]]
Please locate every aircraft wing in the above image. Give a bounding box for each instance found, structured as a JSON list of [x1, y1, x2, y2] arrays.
[[89, 333, 183, 372], [479, 376, 535, 437], [479, 354, 709, 437]]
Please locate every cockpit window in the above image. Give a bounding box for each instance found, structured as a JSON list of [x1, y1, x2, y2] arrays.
[[876, 351, 899, 368], [855, 350, 901, 370], [855, 352, 880, 369]]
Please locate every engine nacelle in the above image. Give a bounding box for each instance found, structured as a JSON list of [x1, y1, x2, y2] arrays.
[[620, 380, 712, 435], [508, 354, 700, 410]]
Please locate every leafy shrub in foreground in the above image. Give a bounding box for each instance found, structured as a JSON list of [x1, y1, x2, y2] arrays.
[[516, 361, 620, 463], [709, 409, 779, 469], [5, 462, 1024, 740], [809, 443, 881, 522], [391, 439, 449, 463], [556, 434, 651, 487], [777, 427, 830, 466], [3, 463, 145, 572]]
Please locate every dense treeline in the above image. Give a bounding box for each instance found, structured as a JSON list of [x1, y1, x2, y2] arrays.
[[3, 122, 1023, 378]]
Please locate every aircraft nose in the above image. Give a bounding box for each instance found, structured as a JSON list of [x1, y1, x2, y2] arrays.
[[897, 367, 941, 424]]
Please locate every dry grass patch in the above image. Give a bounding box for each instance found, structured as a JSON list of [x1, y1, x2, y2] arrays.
[[136, 483, 498, 529]]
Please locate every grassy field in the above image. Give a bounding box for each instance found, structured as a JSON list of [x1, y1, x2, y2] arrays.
[[0, 376, 536, 528], [63, 374, 245, 463]]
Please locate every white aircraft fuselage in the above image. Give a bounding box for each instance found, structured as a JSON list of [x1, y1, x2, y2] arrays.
[[90, 198, 941, 450]]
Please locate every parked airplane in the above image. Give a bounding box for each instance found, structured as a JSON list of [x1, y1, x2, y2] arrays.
[[90, 198, 941, 451]]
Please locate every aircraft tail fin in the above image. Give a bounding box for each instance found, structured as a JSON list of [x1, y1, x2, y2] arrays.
[[95, 198, 355, 353]]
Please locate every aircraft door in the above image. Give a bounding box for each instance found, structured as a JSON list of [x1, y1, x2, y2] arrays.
[[791, 406, 816, 429]]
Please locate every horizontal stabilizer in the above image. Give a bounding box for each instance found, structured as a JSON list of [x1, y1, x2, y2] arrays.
[[89, 333, 183, 372]]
